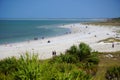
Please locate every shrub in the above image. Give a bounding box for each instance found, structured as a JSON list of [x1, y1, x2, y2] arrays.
[[69, 69, 92, 80], [0, 73, 13, 80], [66, 42, 95, 62], [13, 53, 41, 80], [39, 62, 56, 80], [78, 42, 92, 61], [0, 57, 17, 75], [83, 62, 98, 75], [59, 54, 78, 63], [105, 66, 120, 80], [66, 45, 78, 55], [50, 53, 78, 63], [47, 63, 92, 80], [65, 42, 99, 64], [87, 56, 99, 65], [87, 52, 99, 64]]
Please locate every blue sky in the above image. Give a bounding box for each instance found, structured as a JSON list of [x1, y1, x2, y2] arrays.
[[0, 0, 120, 19]]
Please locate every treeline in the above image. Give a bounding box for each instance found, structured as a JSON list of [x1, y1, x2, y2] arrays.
[[0, 43, 120, 80], [84, 17, 120, 26], [107, 17, 120, 22]]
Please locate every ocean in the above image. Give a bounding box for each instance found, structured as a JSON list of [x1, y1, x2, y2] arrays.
[[0, 19, 102, 44]]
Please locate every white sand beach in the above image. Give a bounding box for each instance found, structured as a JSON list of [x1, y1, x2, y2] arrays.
[[0, 23, 120, 59]]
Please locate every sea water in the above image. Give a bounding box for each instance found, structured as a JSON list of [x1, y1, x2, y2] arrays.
[[0, 19, 103, 44]]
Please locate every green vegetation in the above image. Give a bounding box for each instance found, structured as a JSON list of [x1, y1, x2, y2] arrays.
[[0, 57, 17, 80], [94, 51, 120, 80], [105, 66, 120, 80], [108, 17, 120, 22], [13, 53, 41, 80], [0, 53, 41, 80], [0, 43, 120, 80], [98, 37, 120, 43], [84, 17, 120, 26]]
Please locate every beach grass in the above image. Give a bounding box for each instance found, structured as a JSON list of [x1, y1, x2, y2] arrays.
[[93, 51, 120, 80], [98, 37, 120, 43]]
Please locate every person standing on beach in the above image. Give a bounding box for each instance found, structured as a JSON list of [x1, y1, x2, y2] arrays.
[[52, 50, 56, 57], [112, 43, 114, 48]]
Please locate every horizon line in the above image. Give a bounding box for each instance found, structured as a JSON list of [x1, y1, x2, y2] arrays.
[[0, 17, 119, 20]]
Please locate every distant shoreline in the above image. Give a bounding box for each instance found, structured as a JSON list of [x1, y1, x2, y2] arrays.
[[0, 18, 107, 21], [82, 17, 120, 26]]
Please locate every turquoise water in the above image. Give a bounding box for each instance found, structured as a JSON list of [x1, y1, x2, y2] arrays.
[[0, 19, 102, 44]]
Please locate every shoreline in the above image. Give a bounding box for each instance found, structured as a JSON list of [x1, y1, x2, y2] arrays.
[[0, 23, 80, 46], [0, 23, 71, 45], [0, 23, 120, 60]]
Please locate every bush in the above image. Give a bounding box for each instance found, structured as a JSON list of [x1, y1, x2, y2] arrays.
[[78, 42, 92, 61], [69, 69, 92, 80], [87, 52, 99, 64], [105, 66, 120, 80], [59, 54, 78, 63], [13, 53, 41, 80], [0, 57, 17, 75], [50, 53, 78, 63], [0, 73, 13, 80], [66, 42, 98, 62], [66, 45, 78, 55], [43, 63, 92, 80]]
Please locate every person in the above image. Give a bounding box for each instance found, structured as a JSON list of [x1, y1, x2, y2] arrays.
[[52, 51, 56, 57], [47, 40, 50, 43], [112, 43, 114, 48], [54, 51, 56, 56], [94, 35, 97, 37]]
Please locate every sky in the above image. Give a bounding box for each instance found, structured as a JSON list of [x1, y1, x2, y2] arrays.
[[0, 0, 120, 19]]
